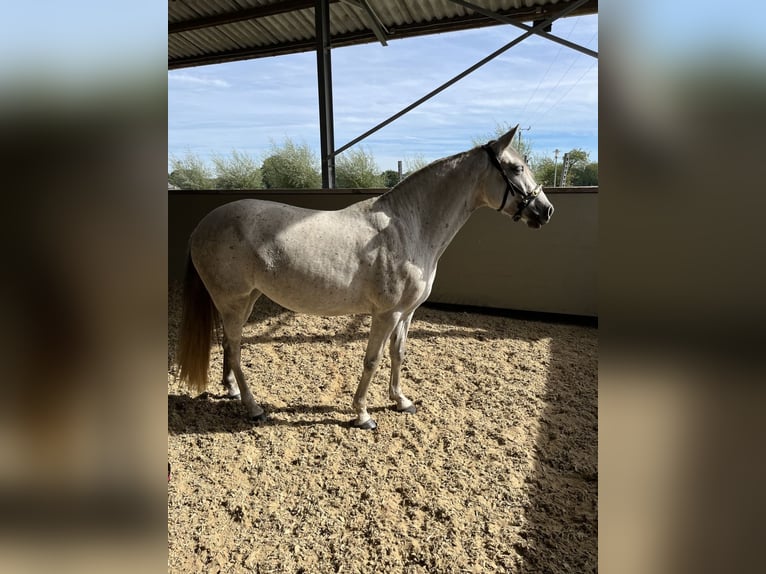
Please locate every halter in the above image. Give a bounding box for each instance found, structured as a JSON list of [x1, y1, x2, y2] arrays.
[[481, 145, 542, 221]]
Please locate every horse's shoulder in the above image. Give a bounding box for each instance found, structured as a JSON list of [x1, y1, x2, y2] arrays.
[[367, 210, 393, 233], [342, 198, 388, 232]]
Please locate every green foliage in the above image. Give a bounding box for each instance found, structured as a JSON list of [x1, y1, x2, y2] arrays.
[[533, 157, 557, 187], [167, 137, 598, 191], [534, 148, 598, 186], [566, 148, 590, 167], [212, 150, 262, 189], [335, 147, 384, 188], [261, 138, 321, 189], [559, 148, 593, 186], [571, 161, 598, 186], [168, 152, 214, 190], [380, 169, 401, 188]]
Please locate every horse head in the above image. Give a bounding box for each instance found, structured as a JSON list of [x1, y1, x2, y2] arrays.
[[484, 125, 554, 229]]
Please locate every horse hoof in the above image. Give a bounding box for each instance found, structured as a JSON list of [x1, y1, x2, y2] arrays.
[[250, 412, 267, 424], [397, 404, 417, 415], [350, 418, 377, 430], [224, 393, 241, 401]]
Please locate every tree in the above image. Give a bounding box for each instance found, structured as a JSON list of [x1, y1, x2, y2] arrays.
[[571, 161, 598, 186], [380, 169, 401, 188], [212, 150, 262, 189], [567, 148, 590, 166], [530, 148, 598, 186], [533, 157, 558, 187], [335, 147, 384, 188], [261, 138, 321, 189], [559, 148, 592, 186], [168, 152, 214, 189]]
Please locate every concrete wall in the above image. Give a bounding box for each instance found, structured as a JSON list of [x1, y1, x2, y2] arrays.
[[169, 188, 597, 317]]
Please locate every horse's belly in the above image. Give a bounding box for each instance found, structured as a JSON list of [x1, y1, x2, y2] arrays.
[[255, 278, 371, 316], [252, 256, 428, 317], [250, 255, 375, 315]]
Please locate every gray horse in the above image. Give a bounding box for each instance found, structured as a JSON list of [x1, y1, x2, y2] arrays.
[[176, 126, 553, 429]]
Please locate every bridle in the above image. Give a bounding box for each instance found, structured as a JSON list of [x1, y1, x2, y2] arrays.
[[481, 145, 542, 221]]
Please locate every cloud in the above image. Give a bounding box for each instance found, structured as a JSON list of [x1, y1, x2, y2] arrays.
[[169, 72, 230, 88], [168, 15, 599, 169]]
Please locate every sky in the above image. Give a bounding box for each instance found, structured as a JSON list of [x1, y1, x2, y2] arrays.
[[168, 13, 598, 173]]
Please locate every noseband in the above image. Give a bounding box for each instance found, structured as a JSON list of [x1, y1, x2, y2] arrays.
[[482, 145, 542, 221]]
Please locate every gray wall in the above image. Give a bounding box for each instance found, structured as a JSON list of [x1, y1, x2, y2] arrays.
[[169, 188, 596, 317]]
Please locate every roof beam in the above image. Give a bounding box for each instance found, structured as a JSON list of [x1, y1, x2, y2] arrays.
[[332, 0, 592, 158], [341, 0, 389, 46], [447, 0, 597, 58], [169, 0, 340, 35], [168, 0, 598, 69]]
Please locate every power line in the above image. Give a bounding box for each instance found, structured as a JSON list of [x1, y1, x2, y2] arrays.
[[519, 44, 562, 120], [526, 51, 580, 124], [535, 59, 597, 125], [518, 17, 580, 122], [525, 30, 597, 128]]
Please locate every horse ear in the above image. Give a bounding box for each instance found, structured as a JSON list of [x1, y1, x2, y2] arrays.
[[490, 124, 519, 153]]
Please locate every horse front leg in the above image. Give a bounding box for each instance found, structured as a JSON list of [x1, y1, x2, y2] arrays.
[[351, 312, 400, 430], [388, 312, 416, 414]]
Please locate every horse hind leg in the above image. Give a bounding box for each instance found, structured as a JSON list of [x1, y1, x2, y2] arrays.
[[221, 339, 239, 399], [220, 290, 265, 421], [388, 312, 416, 414], [220, 289, 261, 399]]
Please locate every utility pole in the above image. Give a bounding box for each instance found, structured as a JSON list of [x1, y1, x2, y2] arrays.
[[517, 125, 531, 146], [553, 148, 560, 187]]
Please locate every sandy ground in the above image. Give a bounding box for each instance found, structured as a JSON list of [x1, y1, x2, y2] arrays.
[[168, 285, 597, 573]]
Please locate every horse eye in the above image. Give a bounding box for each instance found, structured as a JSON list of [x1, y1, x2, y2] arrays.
[[514, 165, 524, 175]]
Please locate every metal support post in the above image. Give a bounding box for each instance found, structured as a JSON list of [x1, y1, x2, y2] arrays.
[[316, 0, 335, 188]]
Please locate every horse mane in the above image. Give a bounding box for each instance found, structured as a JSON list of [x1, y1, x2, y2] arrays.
[[377, 148, 477, 209]]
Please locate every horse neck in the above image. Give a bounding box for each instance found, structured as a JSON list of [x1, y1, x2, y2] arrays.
[[379, 149, 488, 259]]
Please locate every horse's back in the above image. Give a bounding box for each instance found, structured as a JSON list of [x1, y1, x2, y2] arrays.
[[192, 198, 317, 242]]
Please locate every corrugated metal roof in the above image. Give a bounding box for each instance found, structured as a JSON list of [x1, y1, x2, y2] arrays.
[[168, 0, 597, 69]]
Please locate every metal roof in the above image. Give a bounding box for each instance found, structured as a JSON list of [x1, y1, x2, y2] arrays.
[[169, 0, 598, 69]]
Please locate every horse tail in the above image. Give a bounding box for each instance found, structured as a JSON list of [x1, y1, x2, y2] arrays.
[[177, 253, 216, 394]]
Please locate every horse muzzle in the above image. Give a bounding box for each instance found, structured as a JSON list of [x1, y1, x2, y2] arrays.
[[524, 197, 554, 228]]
